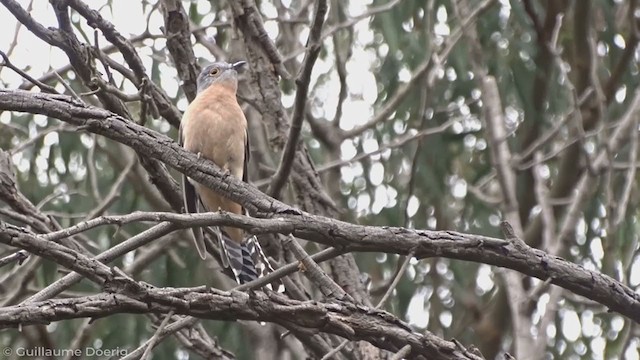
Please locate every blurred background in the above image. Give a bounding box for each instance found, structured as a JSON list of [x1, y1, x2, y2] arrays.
[[0, 0, 639, 359]]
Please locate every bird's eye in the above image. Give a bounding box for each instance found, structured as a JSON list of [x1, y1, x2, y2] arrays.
[[210, 68, 220, 76]]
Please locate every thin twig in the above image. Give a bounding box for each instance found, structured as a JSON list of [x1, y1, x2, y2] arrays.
[[555, 89, 640, 248], [532, 152, 555, 251], [25, 222, 179, 303], [613, 117, 639, 228], [514, 88, 594, 165], [254, 118, 456, 188], [86, 136, 102, 202], [339, 0, 495, 139], [62, 318, 93, 360], [11, 124, 75, 155], [390, 345, 412, 360], [0, 0, 32, 76], [0, 250, 28, 268], [83, 155, 138, 220], [283, 0, 403, 62], [0, 50, 58, 93], [120, 316, 200, 360], [282, 234, 351, 300], [320, 340, 349, 360], [375, 251, 415, 309], [267, 0, 328, 198], [139, 310, 175, 360], [234, 246, 345, 292], [36, 189, 85, 210], [328, 251, 416, 359], [53, 71, 81, 100]]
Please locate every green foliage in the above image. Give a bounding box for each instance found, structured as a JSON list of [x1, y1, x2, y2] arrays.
[[1, 0, 639, 359]]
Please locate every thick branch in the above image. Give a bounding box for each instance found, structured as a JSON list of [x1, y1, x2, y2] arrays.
[[1, 89, 639, 323], [0, 289, 483, 360], [160, 0, 200, 102], [0, 221, 479, 359]]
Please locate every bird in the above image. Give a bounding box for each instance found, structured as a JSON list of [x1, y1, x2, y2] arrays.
[[179, 60, 269, 285]]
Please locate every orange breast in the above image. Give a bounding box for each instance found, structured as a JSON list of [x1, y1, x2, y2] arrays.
[[181, 84, 248, 242], [181, 85, 247, 180]]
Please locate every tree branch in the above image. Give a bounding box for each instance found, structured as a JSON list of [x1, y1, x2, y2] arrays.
[[338, 0, 495, 140], [1, 89, 639, 323], [66, 0, 182, 127], [160, 0, 200, 102], [268, 0, 328, 198], [0, 289, 484, 360]]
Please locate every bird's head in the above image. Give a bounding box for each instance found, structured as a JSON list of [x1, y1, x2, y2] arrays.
[[196, 61, 247, 93]]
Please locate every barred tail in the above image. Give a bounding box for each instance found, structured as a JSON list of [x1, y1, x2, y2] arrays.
[[219, 235, 259, 284], [219, 233, 283, 291]]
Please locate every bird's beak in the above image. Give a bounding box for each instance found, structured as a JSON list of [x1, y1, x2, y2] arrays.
[[232, 61, 247, 70]]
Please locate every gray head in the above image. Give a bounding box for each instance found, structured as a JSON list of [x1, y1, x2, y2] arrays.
[[196, 61, 247, 93]]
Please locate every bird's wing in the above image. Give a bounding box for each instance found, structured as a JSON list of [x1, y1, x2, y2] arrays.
[[180, 123, 207, 260], [228, 125, 282, 289], [243, 128, 249, 184]]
